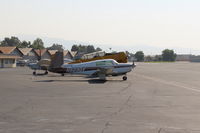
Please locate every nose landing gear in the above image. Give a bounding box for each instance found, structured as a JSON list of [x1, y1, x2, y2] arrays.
[[122, 76, 127, 81]]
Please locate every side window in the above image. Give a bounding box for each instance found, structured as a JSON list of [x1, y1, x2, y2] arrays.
[[105, 61, 113, 66], [96, 61, 105, 66], [96, 61, 114, 66]]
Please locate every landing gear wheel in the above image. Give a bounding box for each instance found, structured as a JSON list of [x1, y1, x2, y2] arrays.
[[61, 73, 65, 76], [122, 76, 127, 81], [44, 71, 48, 75], [33, 71, 36, 75]]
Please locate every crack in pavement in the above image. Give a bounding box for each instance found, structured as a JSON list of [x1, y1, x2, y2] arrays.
[[100, 81, 134, 133], [100, 95, 133, 133], [101, 122, 112, 133], [118, 82, 132, 94], [158, 128, 162, 133]]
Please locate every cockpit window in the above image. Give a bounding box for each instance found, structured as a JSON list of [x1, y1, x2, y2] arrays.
[[96, 61, 114, 66], [96, 61, 105, 66], [105, 61, 113, 66]]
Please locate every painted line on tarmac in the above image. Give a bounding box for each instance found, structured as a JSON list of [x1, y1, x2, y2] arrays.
[[135, 73, 200, 93]]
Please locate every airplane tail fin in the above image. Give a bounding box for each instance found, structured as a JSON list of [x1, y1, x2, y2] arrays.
[[50, 51, 64, 68]]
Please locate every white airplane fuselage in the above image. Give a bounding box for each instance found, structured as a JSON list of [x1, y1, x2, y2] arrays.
[[61, 59, 135, 77]]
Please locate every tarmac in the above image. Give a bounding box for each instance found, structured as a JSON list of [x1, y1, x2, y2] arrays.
[[1, 62, 200, 133]]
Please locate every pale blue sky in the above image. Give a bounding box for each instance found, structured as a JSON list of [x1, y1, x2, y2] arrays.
[[1, 0, 200, 54]]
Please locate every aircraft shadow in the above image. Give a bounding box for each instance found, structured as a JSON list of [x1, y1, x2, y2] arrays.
[[47, 75, 85, 77], [35, 79, 124, 84], [25, 73, 84, 77], [34, 73, 48, 76], [23, 73, 47, 76]]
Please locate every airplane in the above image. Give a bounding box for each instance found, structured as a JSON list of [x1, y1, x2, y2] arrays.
[[28, 59, 50, 75], [29, 51, 136, 80], [61, 59, 136, 80]]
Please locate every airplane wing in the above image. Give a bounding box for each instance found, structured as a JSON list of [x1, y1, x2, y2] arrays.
[[97, 67, 114, 74], [90, 66, 114, 79], [28, 63, 41, 70]]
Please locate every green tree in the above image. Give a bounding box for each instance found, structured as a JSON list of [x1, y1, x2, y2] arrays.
[[71, 44, 102, 53], [145, 56, 152, 62], [154, 55, 162, 61], [0, 36, 21, 47], [71, 44, 79, 51], [47, 44, 64, 51], [87, 45, 95, 53], [30, 38, 44, 49], [17, 41, 31, 48], [96, 47, 102, 52], [78, 45, 87, 53], [162, 49, 176, 61], [134, 51, 144, 61]]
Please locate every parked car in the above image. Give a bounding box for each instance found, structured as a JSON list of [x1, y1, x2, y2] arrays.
[[17, 60, 29, 66]]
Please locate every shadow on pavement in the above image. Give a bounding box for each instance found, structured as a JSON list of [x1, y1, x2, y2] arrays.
[[48, 75, 85, 77], [35, 79, 124, 84], [23, 73, 47, 76]]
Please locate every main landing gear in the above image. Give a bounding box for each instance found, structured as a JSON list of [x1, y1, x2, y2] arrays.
[[33, 71, 36, 75], [32, 70, 48, 75], [122, 75, 127, 81], [44, 71, 48, 75]]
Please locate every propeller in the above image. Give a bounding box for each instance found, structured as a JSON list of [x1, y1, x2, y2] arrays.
[[132, 61, 136, 68]]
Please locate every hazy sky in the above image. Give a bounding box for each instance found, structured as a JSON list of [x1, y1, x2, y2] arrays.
[[0, 0, 200, 53]]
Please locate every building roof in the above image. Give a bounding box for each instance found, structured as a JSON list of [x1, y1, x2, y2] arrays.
[[0, 54, 21, 59], [63, 50, 69, 56], [18, 48, 33, 55], [70, 51, 77, 57], [0, 46, 16, 54], [48, 50, 58, 55], [63, 50, 74, 58], [34, 49, 49, 56]]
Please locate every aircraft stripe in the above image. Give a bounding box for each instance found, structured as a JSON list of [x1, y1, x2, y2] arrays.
[[84, 65, 133, 71], [49, 64, 133, 73]]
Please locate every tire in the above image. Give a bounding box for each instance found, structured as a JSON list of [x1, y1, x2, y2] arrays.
[[122, 76, 127, 81], [44, 71, 48, 75], [33, 71, 36, 75]]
